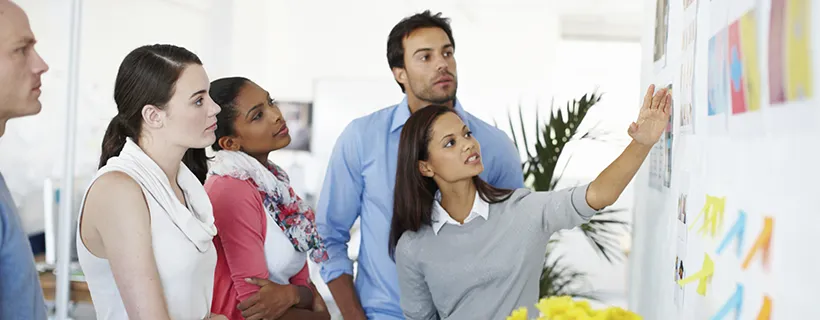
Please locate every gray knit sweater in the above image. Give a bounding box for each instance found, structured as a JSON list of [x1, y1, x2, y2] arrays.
[[395, 185, 598, 320]]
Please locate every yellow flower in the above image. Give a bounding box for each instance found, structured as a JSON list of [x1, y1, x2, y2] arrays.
[[519, 296, 642, 320], [506, 307, 528, 320], [565, 307, 593, 320]]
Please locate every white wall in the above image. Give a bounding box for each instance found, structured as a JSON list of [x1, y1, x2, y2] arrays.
[[630, 0, 820, 318]]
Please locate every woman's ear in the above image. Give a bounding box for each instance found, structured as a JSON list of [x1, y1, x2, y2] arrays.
[[218, 136, 241, 151], [141, 104, 165, 129], [418, 160, 434, 178]]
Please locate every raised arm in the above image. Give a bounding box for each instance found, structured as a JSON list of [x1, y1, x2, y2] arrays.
[[586, 85, 671, 209], [516, 85, 671, 236], [81, 171, 171, 320], [315, 123, 366, 319], [395, 237, 439, 320]]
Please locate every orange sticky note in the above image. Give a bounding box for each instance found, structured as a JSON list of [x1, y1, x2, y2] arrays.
[[742, 217, 773, 270], [677, 253, 714, 295], [689, 195, 726, 238], [757, 295, 772, 320]]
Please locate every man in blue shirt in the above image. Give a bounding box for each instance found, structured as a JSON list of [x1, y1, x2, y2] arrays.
[[316, 10, 525, 319], [0, 1, 50, 319]]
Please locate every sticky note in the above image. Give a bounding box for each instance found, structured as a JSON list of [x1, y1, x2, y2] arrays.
[[785, 0, 812, 101], [757, 295, 772, 320], [739, 10, 761, 111], [742, 216, 773, 270], [677, 253, 714, 295], [689, 195, 726, 238], [710, 283, 743, 320], [716, 210, 747, 257]]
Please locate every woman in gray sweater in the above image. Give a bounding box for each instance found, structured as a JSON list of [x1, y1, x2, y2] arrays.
[[389, 85, 671, 319]]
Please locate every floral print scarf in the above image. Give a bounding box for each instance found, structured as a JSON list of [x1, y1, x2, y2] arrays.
[[209, 150, 328, 263]]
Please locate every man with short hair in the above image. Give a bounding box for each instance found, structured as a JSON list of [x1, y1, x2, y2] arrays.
[[0, 1, 51, 319], [316, 10, 524, 319]]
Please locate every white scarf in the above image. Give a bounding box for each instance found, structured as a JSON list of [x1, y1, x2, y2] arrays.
[[103, 138, 217, 252]]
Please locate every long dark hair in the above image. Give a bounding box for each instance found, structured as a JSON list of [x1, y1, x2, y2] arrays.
[[99, 44, 205, 178], [389, 105, 513, 258], [182, 76, 251, 183]]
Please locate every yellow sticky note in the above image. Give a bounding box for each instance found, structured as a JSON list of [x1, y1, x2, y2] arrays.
[[677, 253, 714, 296], [689, 195, 726, 238], [742, 217, 774, 270], [757, 295, 772, 320], [740, 10, 761, 111], [785, 0, 812, 100]]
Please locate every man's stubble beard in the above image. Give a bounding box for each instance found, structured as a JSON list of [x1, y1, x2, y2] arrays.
[[411, 80, 458, 105]]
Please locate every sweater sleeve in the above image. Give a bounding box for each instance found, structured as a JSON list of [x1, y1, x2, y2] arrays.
[[395, 235, 440, 320], [207, 176, 270, 302], [511, 184, 599, 237]]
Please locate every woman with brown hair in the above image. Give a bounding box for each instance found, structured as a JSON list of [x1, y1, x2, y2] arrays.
[[390, 85, 671, 319]]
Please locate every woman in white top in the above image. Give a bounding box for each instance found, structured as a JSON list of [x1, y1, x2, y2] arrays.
[[76, 44, 226, 320]]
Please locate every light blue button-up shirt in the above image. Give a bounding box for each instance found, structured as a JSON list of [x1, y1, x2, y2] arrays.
[[316, 97, 525, 319]]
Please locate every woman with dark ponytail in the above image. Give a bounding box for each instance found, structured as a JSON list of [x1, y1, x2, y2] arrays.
[[202, 77, 330, 319], [76, 44, 227, 320], [391, 86, 672, 319]]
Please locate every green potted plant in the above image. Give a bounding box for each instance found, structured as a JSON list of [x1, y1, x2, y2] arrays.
[[503, 92, 629, 299]]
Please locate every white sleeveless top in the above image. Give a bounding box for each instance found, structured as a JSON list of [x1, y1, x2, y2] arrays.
[[76, 138, 218, 320]]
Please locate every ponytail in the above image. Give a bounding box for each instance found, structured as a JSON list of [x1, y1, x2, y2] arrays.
[[183, 148, 210, 184], [98, 116, 129, 169]]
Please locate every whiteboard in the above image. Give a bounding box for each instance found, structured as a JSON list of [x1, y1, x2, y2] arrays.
[[630, 0, 820, 319]]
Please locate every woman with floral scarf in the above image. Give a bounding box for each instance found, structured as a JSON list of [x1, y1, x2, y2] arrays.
[[186, 77, 330, 320]]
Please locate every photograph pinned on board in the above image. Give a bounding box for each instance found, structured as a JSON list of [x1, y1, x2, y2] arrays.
[[649, 141, 664, 190], [708, 28, 729, 116], [769, 0, 813, 105], [680, 9, 697, 133], [654, 0, 670, 67], [278, 101, 313, 152], [674, 256, 685, 308], [649, 83, 673, 190], [677, 192, 689, 245], [680, 47, 696, 131]]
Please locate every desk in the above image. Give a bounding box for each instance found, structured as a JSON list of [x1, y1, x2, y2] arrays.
[[35, 255, 93, 304]]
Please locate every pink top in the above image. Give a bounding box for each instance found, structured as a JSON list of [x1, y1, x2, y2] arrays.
[[206, 175, 310, 320]]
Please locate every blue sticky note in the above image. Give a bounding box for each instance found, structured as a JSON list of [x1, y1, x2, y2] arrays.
[[711, 283, 743, 320], [716, 210, 747, 257]]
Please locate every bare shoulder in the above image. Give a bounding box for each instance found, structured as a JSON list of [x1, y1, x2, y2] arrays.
[[84, 171, 148, 221]]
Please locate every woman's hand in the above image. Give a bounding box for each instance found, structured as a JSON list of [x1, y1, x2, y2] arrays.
[[204, 313, 228, 320], [237, 278, 298, 320], [309, 283, 328, 313], [628, 84, 672, 146]]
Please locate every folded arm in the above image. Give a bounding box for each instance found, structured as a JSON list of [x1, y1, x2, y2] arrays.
[[208, 177, 277, 302]]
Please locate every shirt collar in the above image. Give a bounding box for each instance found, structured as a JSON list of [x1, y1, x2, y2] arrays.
[[389, 96, 467, 133], [430, 190, 490, 235]]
